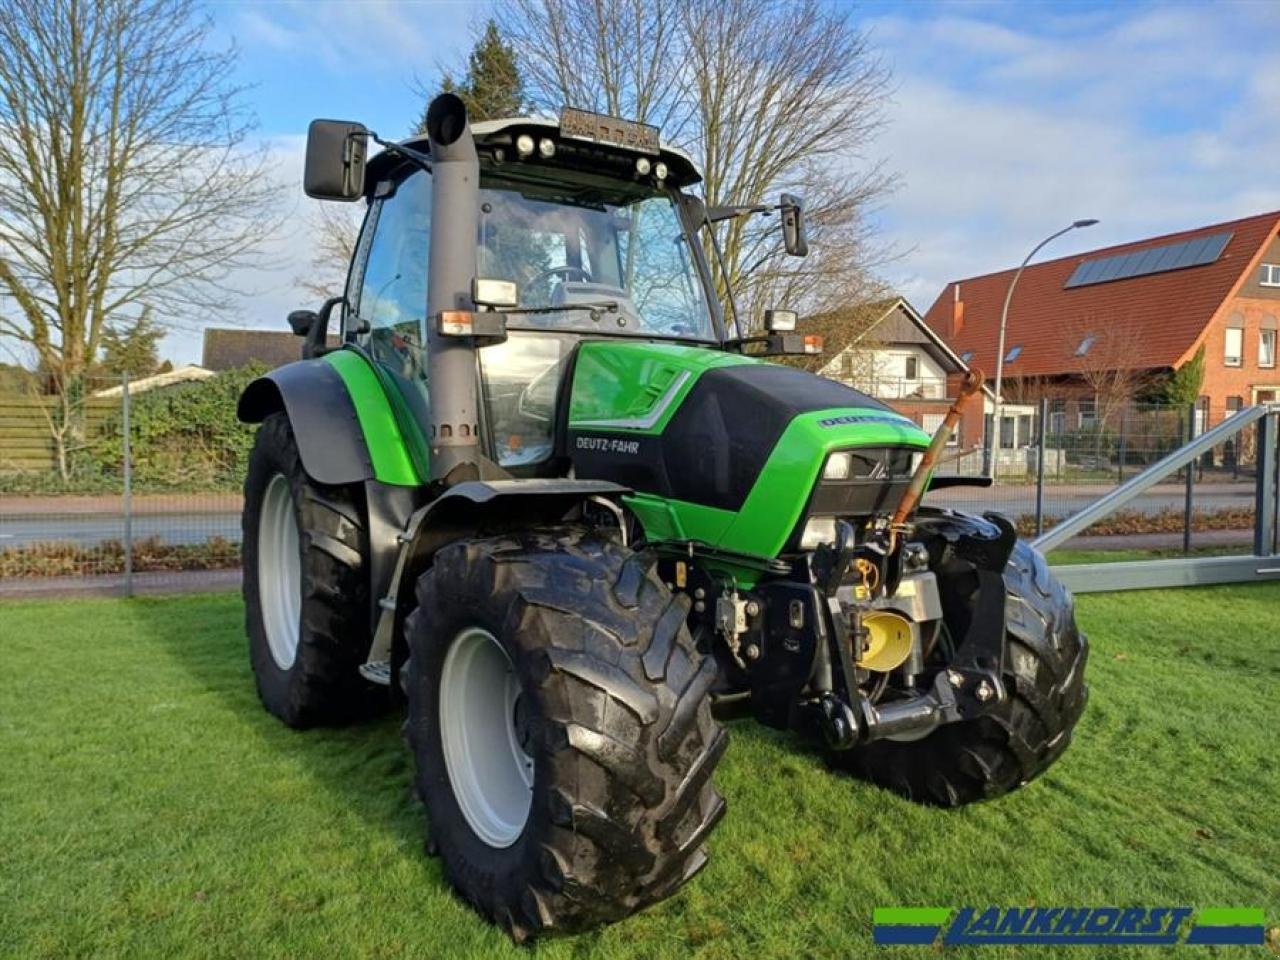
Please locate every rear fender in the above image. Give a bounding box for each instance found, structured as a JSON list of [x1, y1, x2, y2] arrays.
[[237, 352, 421, 487]]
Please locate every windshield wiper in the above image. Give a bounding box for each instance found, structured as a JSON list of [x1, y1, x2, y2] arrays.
[[502, 301, 620, 318]]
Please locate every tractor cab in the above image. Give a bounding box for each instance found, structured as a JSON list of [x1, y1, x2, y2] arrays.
[[341, 112, 726, 473]]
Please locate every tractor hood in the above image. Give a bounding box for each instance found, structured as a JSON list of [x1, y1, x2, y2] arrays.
[[564, 341, 930, 563]]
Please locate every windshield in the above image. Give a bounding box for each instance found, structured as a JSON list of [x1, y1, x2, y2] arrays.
[[477, 181, 716, 341]]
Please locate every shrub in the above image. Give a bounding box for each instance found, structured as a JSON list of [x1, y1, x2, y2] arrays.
[[72, 364, 266, 491]]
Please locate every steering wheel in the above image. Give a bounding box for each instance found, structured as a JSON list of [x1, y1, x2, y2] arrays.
[[528, 264, 594, 292]]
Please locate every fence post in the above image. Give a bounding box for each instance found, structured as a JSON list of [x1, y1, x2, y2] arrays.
[[1255, 412, 1278, 557], [1183, 401, 1195, 554], [1035, 396, 1047, 538], [1117, 406, 1127, 483], [122, 371, 134, 597]]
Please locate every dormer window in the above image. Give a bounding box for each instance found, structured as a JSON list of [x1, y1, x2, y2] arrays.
[[960, 350, 974, 364]]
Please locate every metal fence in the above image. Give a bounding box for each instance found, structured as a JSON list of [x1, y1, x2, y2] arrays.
[[927, 397, 1262, 561], [0, 372, 244, 598]]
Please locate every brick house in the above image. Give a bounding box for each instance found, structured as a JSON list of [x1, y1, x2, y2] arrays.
[[922, 210, 1280, 443], [794, 297, 989, 464]]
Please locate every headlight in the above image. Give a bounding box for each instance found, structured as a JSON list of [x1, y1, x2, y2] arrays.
[[515, 134, 534, 158], [635, 156, 651, 175], [823, 452, 852, 480], [537, 137, 556, 158], [799, 516, 836, 550], [654, 161, 668, 180]]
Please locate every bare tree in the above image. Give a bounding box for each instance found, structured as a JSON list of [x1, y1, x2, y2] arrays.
[[1062, 313, 1152, 463], [297, 204, 362, 303], [0, 0, 276, 475], [497, 0, 894, 331], [1068, 315, 1150, 429]]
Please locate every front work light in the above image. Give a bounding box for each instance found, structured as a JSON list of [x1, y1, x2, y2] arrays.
[[823, 453, 853, 481], [515, 134, 535, 158], [538, 137, 556, 158], [799, 517, 837, 550]]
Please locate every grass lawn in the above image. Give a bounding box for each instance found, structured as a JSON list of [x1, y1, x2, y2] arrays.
[[1, 586, 1278, 959]]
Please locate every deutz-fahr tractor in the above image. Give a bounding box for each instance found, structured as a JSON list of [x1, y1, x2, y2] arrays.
[[238, 94, 1087, 939]]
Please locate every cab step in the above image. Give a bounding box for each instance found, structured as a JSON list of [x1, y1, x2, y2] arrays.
[[359, 660, 392, 686]]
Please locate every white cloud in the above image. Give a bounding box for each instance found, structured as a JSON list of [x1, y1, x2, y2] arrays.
[[230, 1, 478, 77], [867, 2, 1280, 311]]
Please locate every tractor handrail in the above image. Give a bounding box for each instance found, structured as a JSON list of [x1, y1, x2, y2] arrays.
[[1034, 403, 1279, 554]]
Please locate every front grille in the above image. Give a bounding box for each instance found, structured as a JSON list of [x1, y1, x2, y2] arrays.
[[786, 446, 921, 550]]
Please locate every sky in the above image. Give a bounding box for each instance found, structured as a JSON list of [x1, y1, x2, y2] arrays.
[[164, 0, 1280, 364]]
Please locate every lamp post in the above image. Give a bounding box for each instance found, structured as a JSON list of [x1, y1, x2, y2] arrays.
[[985, 218, 1099, 476]]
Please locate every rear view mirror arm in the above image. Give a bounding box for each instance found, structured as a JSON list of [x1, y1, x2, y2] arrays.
[[302, 295, 345, 359]]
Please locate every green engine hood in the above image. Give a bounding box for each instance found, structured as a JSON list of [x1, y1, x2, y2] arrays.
[[565, 341, 930, 566]]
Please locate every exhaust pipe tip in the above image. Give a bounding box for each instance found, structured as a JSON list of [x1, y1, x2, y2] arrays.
[[426, 93, 468, 148]]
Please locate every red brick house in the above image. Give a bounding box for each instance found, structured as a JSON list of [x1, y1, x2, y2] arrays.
[[922, 210, 1280, 438], [796, 297, 989, 464]]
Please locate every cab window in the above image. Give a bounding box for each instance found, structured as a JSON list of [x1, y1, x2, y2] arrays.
[[353, 171, 432, 419], [356, 173, 431, 379]]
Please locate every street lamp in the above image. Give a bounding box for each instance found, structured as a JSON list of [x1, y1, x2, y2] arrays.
[[985, 218, 1099, 475]]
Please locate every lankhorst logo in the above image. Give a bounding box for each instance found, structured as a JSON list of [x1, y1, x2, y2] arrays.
[[873, 906, 1266, 946]]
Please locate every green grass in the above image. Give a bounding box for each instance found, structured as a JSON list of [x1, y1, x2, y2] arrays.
[[1048, 546, 1238, 565], [2, 587, 1278, 959]]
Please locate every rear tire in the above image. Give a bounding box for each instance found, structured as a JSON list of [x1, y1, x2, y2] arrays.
[[404, 527, 727, 940], [242, 412, 376, 728], [830, 535, 1088, 806]]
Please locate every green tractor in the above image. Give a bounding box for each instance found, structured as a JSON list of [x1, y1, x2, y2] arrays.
[[238, 95, 1087, 939]]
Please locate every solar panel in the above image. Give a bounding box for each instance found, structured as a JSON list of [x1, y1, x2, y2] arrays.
[[1064, 231, 1233, 288]]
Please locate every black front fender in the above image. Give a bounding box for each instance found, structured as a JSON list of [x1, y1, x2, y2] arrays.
[[238, 359, 374, 486]]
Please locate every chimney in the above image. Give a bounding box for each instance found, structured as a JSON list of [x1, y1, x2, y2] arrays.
[[951, 283, 965, 337]]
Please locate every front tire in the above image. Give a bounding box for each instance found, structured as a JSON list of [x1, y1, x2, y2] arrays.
[[831, 534, 1088, 806], [404, 528, 727, 940], [242, 412, 375, 728]]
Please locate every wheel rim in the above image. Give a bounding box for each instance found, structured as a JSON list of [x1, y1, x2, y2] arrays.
[[439, 627, 534, 848], [259, 473, 302, 670]]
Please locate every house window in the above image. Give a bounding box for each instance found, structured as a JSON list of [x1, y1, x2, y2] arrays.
[[1224, 326, 1243, 367], [1048, 399, 1066, 435], [1194, 396, 1209, 435], [921, 413, 958, 445], [1077, 398, 1097, 428], [1075, 335, 1096, 356], [1261, 328, 1277, 368], [960, 350, 974, 364], [1260, 264, 1280, 287], [1004, 345, 1022, 363], [904, 356, 918, 380], [1225, 396, 1243, 417]]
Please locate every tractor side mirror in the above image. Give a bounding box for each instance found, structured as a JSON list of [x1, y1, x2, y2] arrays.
[[780, 193, 808, 257], [304, 119, 369, 201], [765, 308, 797, 332]]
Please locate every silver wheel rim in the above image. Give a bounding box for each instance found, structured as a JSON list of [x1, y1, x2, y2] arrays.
[[439, 627, 534, 848], [259, 473, 302, 670]]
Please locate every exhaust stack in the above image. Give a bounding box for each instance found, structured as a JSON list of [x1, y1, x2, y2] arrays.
[[424, 93, 481, 481]]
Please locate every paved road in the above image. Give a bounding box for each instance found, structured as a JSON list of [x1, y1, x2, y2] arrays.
[[0, 511, 240, 548], [0, 481, 1256, 548]]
